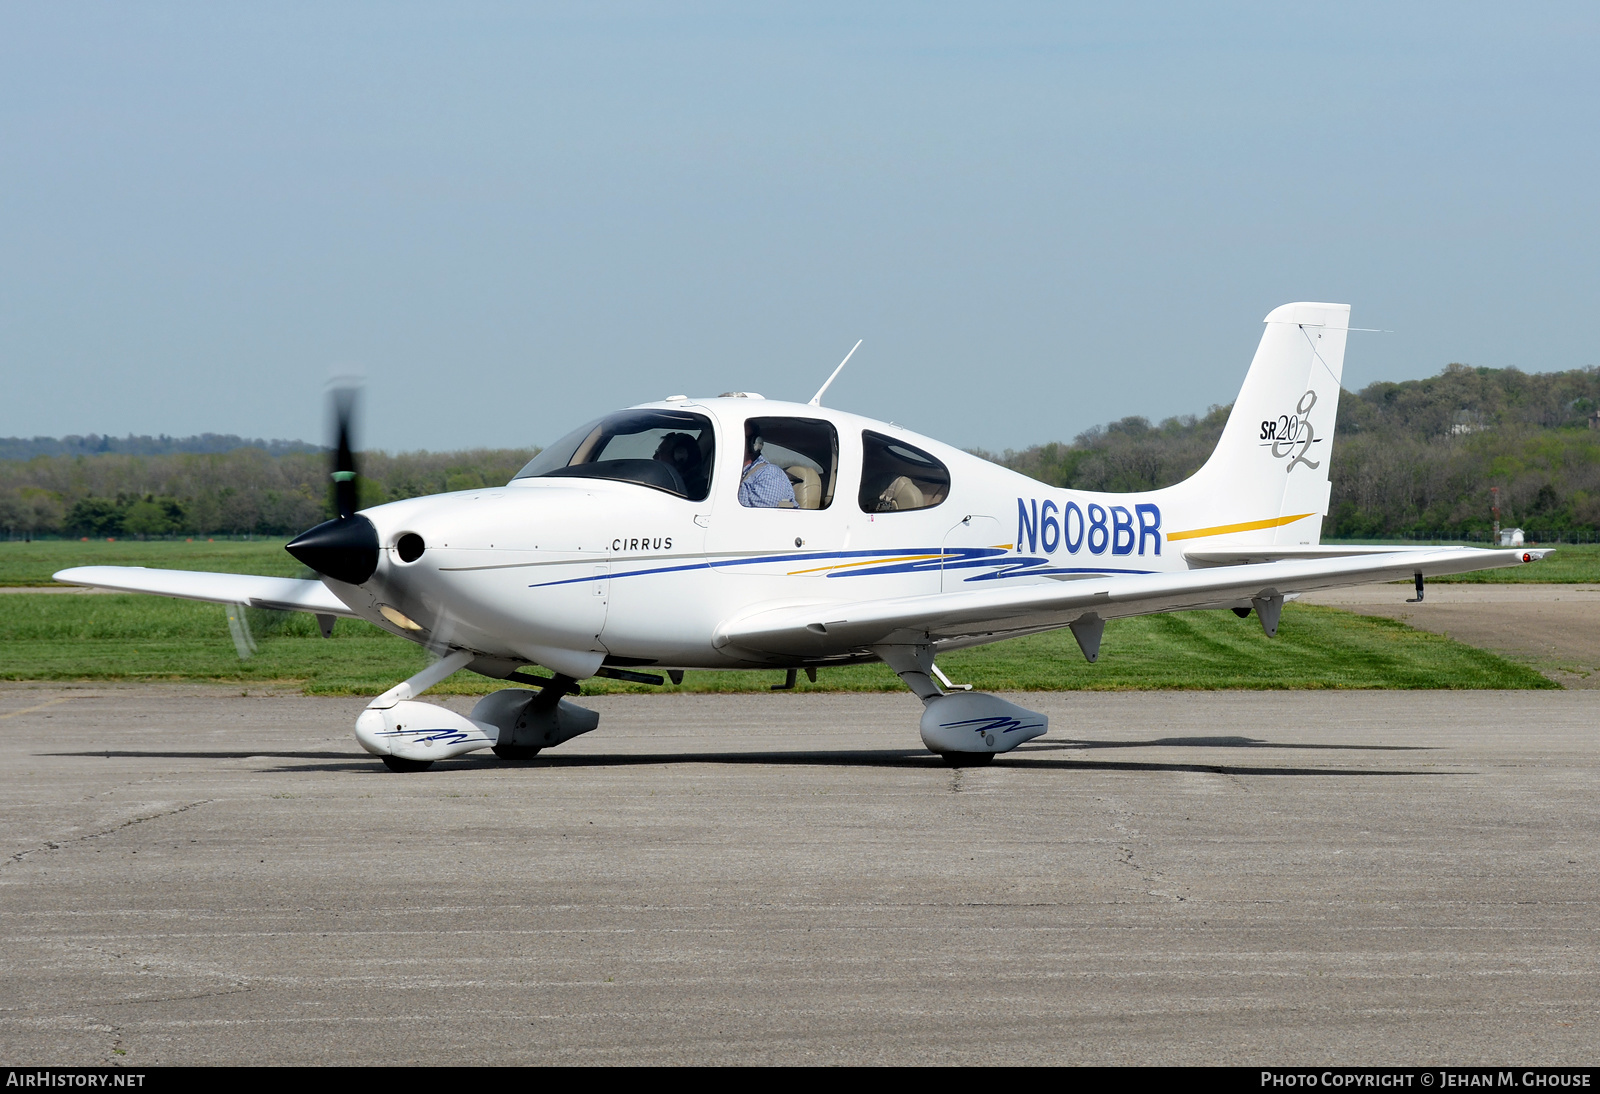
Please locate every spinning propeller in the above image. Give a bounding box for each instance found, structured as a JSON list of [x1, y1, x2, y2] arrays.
[[285, 385, 381, 585]]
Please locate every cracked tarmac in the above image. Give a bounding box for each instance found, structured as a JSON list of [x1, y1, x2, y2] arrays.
[[1, 684, 1596, 1065]]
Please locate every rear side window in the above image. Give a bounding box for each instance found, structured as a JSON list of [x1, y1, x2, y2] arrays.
[[859, 431, 949, 512]]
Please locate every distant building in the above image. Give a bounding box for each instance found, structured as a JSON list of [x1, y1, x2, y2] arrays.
[[1499, 528, 1525, 547]]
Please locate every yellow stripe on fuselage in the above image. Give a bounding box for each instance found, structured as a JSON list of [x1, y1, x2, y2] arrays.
[[784, 544, 1013, 577], [785, 553, 943, 576], [1166, 513, 1316, 542]]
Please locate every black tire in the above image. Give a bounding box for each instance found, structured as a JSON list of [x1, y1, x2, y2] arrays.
[[381, 755, 434, 773], [939, 752, 996, 768], [492, 744, 543, 762]]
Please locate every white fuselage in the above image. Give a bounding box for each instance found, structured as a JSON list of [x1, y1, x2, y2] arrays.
[[328, 396, 1309, 674]]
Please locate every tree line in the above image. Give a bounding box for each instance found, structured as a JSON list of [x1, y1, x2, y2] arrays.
[[7, 362, 1600, 540], [0, 448, 536, 539], [977, 362, 1600, 538], [0, 432, 321, 462]]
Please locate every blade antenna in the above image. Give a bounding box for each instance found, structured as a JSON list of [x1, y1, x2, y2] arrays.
[[808, 339, 862, 407]]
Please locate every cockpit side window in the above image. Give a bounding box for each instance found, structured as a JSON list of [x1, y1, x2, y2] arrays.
[[858, 430, 949, 513], [741, 417, 840, 510], [512, 410, 715, 501]]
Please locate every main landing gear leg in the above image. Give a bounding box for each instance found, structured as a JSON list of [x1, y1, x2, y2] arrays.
[[491, 677, 573, 761], [478, 674, 598, 761], [1407, 570, 1425, 603], [872, 643, 1049, 767]]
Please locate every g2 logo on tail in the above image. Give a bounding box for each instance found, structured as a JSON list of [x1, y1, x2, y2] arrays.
[[1260, 389, 1322, 473]]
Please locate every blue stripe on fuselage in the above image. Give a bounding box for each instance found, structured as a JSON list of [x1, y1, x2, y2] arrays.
[[528, 546, 1154, 589]]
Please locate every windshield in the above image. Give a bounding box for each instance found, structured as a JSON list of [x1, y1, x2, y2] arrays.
[[513, 409, 715, 501]]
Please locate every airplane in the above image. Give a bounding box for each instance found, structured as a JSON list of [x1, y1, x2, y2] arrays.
[[55, 302, 1549, 771]]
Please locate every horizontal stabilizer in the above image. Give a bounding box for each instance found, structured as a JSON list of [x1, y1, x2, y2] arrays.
[[53, 566, 358, 616]]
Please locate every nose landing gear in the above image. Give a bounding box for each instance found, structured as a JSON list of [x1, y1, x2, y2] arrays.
[[355, 653, 600, 771]]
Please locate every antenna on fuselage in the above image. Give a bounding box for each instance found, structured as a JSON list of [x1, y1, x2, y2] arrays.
[[808, 339, 862, 407]]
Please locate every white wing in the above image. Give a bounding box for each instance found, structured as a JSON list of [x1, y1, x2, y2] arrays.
[[53, 566, 358, 617], [715, 547, 1548, 657], [1181, 544, 1462, 565]]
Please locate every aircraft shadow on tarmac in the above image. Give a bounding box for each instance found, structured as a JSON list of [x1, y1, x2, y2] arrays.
[[1038, 736, 1435, 752], [46, 744, 1448, 778]]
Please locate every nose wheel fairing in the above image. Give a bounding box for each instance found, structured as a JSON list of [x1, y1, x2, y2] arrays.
[[356, 699, 500, 762]]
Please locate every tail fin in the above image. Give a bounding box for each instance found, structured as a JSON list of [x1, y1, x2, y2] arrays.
[[1180, 302, 1350, 546]]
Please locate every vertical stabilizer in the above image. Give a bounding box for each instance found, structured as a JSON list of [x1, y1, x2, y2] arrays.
[[1181, 302, 1349, 546]]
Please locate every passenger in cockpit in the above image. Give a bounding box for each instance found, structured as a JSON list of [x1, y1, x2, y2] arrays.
[[738, 422, 797, 508], [653, 432, 707, 499]]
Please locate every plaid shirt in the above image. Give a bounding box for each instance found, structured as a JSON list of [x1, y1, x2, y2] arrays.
[[738, 455, 797, 508]]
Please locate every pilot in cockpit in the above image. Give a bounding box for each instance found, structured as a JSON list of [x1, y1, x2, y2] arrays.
[[652, 431, 708, 499], [738, 422, 797, 508]]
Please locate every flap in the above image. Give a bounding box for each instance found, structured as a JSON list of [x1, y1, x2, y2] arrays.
[[717, 547, 1548, 657]]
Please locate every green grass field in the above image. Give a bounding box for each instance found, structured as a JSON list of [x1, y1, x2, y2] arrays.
[[1315, 539, 1600, 582], [0, 593, 1553, 694], [1422, 542, 1600, 582], [1, 538, 302, 585]]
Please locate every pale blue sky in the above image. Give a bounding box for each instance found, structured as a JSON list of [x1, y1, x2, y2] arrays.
[[3, 3, 1596, 453]]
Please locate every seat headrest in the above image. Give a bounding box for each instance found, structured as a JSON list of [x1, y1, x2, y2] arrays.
[[786, 465, 822, 509], [881, 475, 923, 511]]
